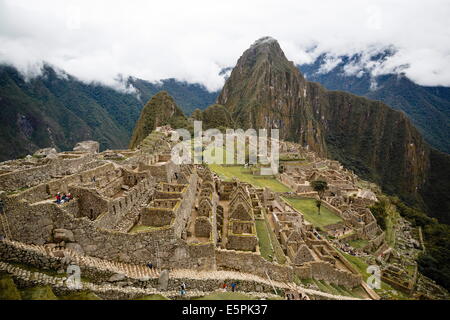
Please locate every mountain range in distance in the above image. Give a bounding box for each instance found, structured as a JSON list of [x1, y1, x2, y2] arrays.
[[2, 46, 448, 162], [299, 52, 450, 154], [0, 38, 449, 226], [0, 64, 217, 162]]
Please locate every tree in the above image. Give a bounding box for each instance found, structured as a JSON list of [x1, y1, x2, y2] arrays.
[[310, 180, 328, 215], [191, 108, 203, 121]]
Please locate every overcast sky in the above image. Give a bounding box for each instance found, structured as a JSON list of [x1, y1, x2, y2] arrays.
[[1, 0, 449, 91]]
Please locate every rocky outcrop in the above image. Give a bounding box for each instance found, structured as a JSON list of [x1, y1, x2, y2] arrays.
[[73, 141, 100, 154], [33, 148, 57, 157], [129, 91, 189, 149]]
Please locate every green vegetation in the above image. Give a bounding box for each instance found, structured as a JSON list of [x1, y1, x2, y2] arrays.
[[347, 239, 369, 249], [129, 91, 190, 149], [200, 104, 235, 131], [254, 214, 287, 264], [310, 180, 329, 215], [339, 250, 405, 298], [0, 65, 219, 161], [369, 196, 399, 247], [135, 294, 169, 300], [209, 165, 290, 192], [300, 60, 450, 154], [295, 275, 365, 299], [283, 198, 342, 229], [389, 197, 450, 291], [0, 274, 22, 300], [255, 220, 274, 261], [130, 78, 218, 116], [265, 221, 287, 265], [193, 292, 258, 300], [340, 251, 370, 279], [59, 292, 102, 300], [21, 285, 59, 300]]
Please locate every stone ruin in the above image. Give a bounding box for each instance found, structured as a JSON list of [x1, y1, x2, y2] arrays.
[[0, 129, 382, 299]]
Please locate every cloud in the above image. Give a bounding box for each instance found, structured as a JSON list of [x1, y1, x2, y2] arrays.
[[0, 0, 449, 91]]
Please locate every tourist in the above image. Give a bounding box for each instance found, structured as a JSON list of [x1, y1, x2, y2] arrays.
[[55, 193, 61, 204], [222, 283, 228, 291], [180, 282, 187, 295], [231, 282, 237, 292], [147, 263, 153, 269], [66, 193, 73, 202]]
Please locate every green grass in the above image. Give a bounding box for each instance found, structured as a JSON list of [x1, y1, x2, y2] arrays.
[[135, 294, 170, 300], [209, 165, 290, 192], [193, 292, 258, 300], [312, 279, 330, 292], [384, 204, 399, 247], [0, 274, 22, 300], [348, 239, 369, 249], [283, 198, 342, 229], [340, 251, 371, 278], [255, 220, 274, 261], [266, 221, 287, 265], [339, 250, 406, 298], [59, 292, 102, 300], [20, 285, 58, 300]]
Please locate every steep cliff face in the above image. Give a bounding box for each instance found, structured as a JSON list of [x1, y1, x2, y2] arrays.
[[129, 91, 188, 149], [218, 37, 447, 220], [217, 37, 327, 155], [308, 83, 430, 200]]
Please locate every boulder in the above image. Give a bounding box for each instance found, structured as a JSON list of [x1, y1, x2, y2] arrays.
[[108, 273, 126, 282], [65, 243, 84, 255], [73, 141, 100, 154], [158, 270, 169, 290], [34, 148, 57, 157], [53, 229, 75, 243], [46, 153, 58, 160]]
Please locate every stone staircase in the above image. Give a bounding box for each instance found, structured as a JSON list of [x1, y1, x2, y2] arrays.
[[2, 239, 159, 280], [0, 260, 160, 298], [0, 213, 12, 239], [0, 260, 283, 300], [1, 239, 364, 300]]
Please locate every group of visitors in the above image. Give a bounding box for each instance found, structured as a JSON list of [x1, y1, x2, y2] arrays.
[[221, 282, 237, 292], [55, 192, 73, 204]]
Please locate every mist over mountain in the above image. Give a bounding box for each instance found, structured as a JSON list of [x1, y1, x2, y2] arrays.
[[299, 52, 450, 154], [0, 64, 217, 161]]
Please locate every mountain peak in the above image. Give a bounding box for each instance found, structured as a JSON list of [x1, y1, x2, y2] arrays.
[[245, 36, 285, 58], [129, 91, 188, 149], [251, 36, 278, 47]]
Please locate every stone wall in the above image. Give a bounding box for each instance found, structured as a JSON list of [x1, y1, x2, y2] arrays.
[[0, 154, 97, 192], [306, 262, 361, 288], [3, 195, 209, 269], [216, 248, 294, 283], [141, 208, 175, 227], [216, 248, 361, 289], [0, 240, 115, 282]]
